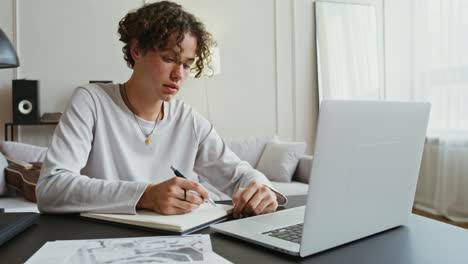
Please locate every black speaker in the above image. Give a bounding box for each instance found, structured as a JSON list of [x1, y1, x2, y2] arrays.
[[12, 79, 40, 124]]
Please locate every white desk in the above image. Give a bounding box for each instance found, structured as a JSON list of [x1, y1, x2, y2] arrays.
[[0, 197, 39, 213]]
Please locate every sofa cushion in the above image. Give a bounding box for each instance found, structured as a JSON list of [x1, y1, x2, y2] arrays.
[[224, 136, 272, 168], [256, 139, 307, 182], [270, 181, 309, 196]]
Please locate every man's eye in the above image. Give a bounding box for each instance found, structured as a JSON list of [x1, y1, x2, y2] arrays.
[[162, 56, 175, 63], [183, 64, 191, 70]]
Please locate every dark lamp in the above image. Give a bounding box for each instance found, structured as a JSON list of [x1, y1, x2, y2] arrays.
[[0, 28, 19, 69]]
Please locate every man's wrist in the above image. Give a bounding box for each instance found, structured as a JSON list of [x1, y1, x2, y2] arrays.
[[136, 185, 151, 210]]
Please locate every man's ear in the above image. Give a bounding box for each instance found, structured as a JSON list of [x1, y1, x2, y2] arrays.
[[130, 39, 142, 62]]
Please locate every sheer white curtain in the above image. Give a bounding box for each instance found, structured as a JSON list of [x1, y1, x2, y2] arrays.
[[413, 0, 468, 221], [413, 0, 468, 130], [316, 0, 468, 221]]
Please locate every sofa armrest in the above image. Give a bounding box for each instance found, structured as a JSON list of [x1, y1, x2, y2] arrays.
[[0, 141, 47, 162], [292, 155, 313, 184]]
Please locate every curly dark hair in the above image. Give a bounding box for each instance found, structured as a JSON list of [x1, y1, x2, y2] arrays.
[[117, 1, 213, 78]]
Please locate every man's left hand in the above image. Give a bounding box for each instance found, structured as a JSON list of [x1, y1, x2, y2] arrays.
[[232, 181, 278, 218]]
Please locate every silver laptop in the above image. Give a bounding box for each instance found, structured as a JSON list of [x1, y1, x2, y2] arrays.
[[211, 100, 430, 257]]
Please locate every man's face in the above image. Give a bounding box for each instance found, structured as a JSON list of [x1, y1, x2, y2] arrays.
[[133, 33, 197, 101]]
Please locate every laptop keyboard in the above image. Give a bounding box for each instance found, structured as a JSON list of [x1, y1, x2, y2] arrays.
[[262, 223, 303, 244], [0, 212, 40, 246]]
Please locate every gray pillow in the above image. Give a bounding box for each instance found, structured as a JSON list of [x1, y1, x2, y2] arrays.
[[224, 136, 273, 168], [0, 152, 9, 195], [256, 139, 307, 182]]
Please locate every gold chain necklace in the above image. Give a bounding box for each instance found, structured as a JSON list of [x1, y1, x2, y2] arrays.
[[122, 83, 161, 145]]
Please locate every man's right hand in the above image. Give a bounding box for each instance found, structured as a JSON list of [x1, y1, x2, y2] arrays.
[[136, 177, 210, 215]]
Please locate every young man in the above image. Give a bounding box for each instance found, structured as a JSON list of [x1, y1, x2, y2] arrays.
[[37, 1, 286, 218]]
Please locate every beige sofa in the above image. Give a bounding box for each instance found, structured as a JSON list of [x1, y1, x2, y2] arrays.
[[0, 139, 312, 198]]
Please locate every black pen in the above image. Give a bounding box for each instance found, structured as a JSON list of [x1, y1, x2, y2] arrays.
[[170, 165, 216, 207]]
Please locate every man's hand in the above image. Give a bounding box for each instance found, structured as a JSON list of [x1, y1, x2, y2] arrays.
[[136, 177, 210, 215], [232, 181, 278, 218]]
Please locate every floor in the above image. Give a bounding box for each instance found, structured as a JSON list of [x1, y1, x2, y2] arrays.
[[412, 208, 468, 229]]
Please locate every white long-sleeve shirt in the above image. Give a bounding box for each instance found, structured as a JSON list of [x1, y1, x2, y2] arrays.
[[37, 83, 285, 214]]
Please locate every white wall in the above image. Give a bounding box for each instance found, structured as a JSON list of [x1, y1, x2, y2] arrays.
[[14, 0, 142, 146], [0, 0, 318, 153]]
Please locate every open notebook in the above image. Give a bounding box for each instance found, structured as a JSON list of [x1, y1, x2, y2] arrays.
[[81, 203, 233, 234]]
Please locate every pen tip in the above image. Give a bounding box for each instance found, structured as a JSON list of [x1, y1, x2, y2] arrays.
[[170, 165, 176, 171]]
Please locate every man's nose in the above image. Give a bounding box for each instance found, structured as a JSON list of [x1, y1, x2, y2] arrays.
[[170, 64, 184, 81]]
